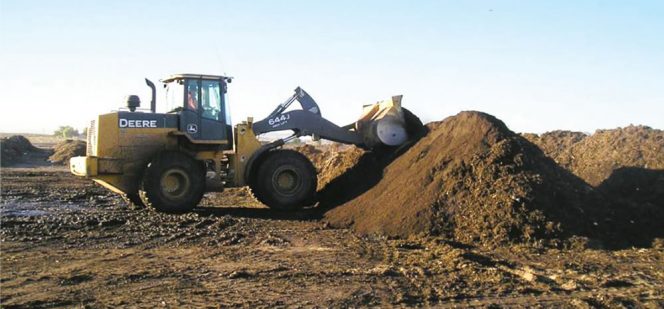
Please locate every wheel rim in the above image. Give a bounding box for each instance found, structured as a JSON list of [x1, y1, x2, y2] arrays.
[[272, 166, 301, 195], [159, 168, 191, 200]]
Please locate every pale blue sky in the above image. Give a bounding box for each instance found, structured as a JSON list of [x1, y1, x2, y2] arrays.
[[1, 0, 662, 134]]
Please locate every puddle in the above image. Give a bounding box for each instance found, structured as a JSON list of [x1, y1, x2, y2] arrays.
[[0, 201, 83, 217], [5, 209, 49, 217]]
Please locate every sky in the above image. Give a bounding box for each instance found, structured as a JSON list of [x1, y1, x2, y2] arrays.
[[1, 0, 662, 135]]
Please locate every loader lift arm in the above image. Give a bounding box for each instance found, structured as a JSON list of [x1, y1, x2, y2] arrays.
[[252, 87, 365, 146]]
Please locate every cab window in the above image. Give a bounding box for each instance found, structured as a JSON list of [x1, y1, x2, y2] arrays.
[[164, 80, 184, 113], [185, 80, 199, 111], [201, 80, 222, 120]]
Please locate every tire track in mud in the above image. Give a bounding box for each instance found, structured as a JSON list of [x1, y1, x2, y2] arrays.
[[433, 286, 664, 308]]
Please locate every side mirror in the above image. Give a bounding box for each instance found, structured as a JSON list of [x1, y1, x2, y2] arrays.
[[125, 95, 141, 112]]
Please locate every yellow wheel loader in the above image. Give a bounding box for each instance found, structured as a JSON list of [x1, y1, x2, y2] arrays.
[[70, 74, 422, 213]]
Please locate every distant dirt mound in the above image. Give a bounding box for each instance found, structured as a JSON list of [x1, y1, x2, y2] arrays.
[[522, 131, 587, 168], [1, 135, 40, 166], [324, 111, 603, 246], [525, 127, 664, 240], [525, 126, 664, 186], [49, 140, 86, 165], [568, 126, 664, 186]]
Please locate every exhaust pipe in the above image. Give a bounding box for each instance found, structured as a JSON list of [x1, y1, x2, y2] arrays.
[[145, 78, 156, 113]]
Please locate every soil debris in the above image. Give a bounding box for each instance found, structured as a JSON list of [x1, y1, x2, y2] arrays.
[[48, 139, 86, 165]]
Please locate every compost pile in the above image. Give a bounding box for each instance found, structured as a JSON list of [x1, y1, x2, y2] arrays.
[[521, 131, 587, 168], [524, 126, 664, 246], [1, 135, 40, 166], [523, 126, 664, 186], [524, 126, 664, 209], [48, 139, 86, 165], [323, 111, 612, 246]]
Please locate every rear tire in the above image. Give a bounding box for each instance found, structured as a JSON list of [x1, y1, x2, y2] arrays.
[[139, 151, 205, 213], [250, 149, 317, 211]]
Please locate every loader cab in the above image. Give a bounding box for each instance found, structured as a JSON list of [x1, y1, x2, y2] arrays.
[[162, 74, 233, 146]]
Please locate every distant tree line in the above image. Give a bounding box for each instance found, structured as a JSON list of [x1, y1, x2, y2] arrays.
[[53, 126, 84, 138]]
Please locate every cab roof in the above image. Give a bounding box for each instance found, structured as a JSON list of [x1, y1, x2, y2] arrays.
[[161, 73, 232, 83]]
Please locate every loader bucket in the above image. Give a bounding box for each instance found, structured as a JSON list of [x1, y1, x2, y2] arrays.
[[355, 95, 409, 148]]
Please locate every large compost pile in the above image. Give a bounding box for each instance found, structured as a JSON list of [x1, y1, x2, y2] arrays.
[[319, 112, 663, 247]]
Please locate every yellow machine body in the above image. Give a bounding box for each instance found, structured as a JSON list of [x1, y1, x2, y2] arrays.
[[70, 112, 261, 196]]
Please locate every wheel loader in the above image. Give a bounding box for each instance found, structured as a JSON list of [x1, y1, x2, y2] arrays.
[[70, 73, 421, 213]]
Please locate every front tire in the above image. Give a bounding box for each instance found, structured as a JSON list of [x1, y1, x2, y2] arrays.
[[251, 150, 317, 211], [139, 151, 205, 213]]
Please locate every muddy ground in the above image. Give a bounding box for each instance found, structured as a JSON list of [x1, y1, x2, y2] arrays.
[[1, 166, 663, 308]]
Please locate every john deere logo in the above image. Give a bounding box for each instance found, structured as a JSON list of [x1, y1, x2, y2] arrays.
[[119, 119, 157, 128], [187, 124, 198, 134]]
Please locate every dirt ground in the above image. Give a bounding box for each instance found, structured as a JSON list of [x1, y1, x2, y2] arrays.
[[2, 130, 664, 308], [1, 166, 662, 308]]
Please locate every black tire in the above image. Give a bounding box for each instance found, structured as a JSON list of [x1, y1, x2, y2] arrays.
[[250, 149, 317, 211], [139, 151, 205, 213]]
